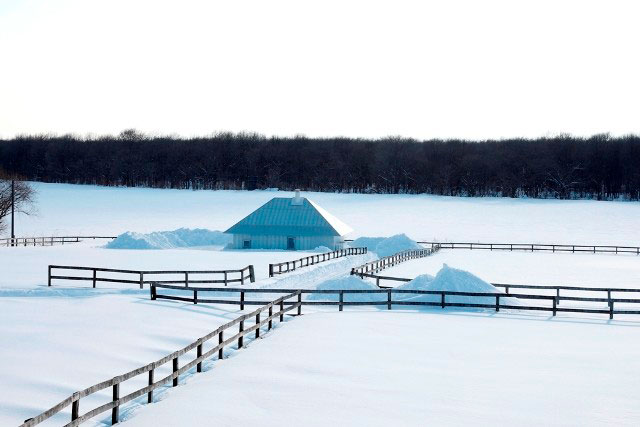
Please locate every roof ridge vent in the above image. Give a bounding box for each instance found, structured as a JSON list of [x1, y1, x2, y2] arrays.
[[292, 189, 303, 205]]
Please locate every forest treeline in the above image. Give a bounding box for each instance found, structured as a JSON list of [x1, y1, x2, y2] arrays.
[[1, 131, 639, 200]]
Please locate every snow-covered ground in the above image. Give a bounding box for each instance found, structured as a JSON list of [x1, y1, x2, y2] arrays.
[[1, 183, 639, 426], [9, 182, 640, 244], [125, 310, 640, 427], [377, 250, 640, 289], [0, 242, 370, 290]]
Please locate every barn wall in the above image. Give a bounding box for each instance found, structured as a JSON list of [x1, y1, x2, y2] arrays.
[[232, 234, 346, 250]]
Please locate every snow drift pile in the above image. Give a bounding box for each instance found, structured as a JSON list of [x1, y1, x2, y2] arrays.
[[307, 276, 386, 302], [308, 264, 519, 310], [394, 264, 521, 308], [107, 228, 232, 249], [350, 234, 423, 257]]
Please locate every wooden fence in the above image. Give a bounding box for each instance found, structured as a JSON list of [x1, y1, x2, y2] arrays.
[[48, 265, 255, 288], [20, 291, 302, 427], [419, 241, 640, 255], [150, 284, 640, 320], [2, 236, 116, 247], [347, 270, 640, 319], [269, 247, 367, 277], [350, 246, 440, 278]]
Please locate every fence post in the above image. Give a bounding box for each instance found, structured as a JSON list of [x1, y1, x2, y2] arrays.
[[249, 265, 255, 282], [240, 291, 245, 310], [48, 265, 52, 287], [238, 320, 244, 348], [112, 379, 120, 424], [148, 369, 154, 403], [339, 291, 344, 312], [172, 357, 179, 387], [495, 296, 500, 312], [193, 289, 198, 304], [280, 301, 284, 321], [268, 306, 273, 330], [387, 289, 391, 310], [150, 284, 156, 300], [240, 270, 245, 285], [441, 292, 445, 309], [255, 313, 261, 338], [224, 271, 228, 286], [139, 272, 144, 289], [269, 264, 274, 277], [552, 297, 557, 316], [297, 292, 302, 315], [197, 340, 203, 372], [92, 269, 97, 288], [185, 272, 189, 287], [71, 393, 79, 422], [556, 288, 560, 305], [609, 300, 614, 320], [218, 331, 224, 359]]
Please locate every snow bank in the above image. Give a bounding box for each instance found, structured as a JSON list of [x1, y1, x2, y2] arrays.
[[349, 236, 385, 251], [307, 276, 386, 302], [395, 264, 520, 308], [394, 273, 435, 291], [350, 234, 422, 257], [106, 228, 231, 249]]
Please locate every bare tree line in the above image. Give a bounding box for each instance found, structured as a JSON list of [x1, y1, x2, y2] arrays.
[[1, 131, 639, 201]]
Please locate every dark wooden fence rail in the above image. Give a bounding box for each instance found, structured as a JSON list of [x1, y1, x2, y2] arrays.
[[150, 284, 640, 319], [20, 291, 302, 427], [48, 265, 255, 289], [1, 236, 116, 247], [268, 247, 367, 277], [419, 241, 640, 255], [350, 246, 441, 280]]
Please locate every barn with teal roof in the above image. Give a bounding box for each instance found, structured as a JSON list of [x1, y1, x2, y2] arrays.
[[225, 191, 352, 250]]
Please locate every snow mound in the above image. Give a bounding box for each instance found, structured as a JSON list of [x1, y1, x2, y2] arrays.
[[395, 273, 435, 291], [349, 236, 385, 251], [307, 275, 386, 302], [312, 246, 333, 253], [106, 228, 232, 249], [395, 264, 521, 309], [350, 234, 422, 258]]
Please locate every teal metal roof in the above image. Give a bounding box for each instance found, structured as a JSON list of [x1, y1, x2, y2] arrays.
[[225, 197, 353, 237]]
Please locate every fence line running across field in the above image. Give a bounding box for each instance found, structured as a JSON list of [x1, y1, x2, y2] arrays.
[[268, 247, 367, 277], [48, 265, 255, 288], [419, 241, 640, 255], [349, 269, 640, 318], [150, 284, 640, 320], [2, 236, 116, 247], [350, 246, 440, 280], [20, 291, 302, 427]]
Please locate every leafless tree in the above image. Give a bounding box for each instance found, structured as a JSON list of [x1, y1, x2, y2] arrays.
[[0, 178, 37, 235]]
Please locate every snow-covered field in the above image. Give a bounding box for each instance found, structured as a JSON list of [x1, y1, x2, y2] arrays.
[[10, 182, 640, 244], [378, 250, 640, 289], [1, 183, 639, 426], [127, 311, 640, 427]]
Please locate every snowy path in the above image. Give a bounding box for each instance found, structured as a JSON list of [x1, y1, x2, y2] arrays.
[[257, 252, 377, 290], [125, 310, 640, 427]]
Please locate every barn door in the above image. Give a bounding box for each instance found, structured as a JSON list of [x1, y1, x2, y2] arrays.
[[287, 237, 295, 250]]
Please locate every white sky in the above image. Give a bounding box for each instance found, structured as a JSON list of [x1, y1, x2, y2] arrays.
[[0, 0, 639, 140]]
